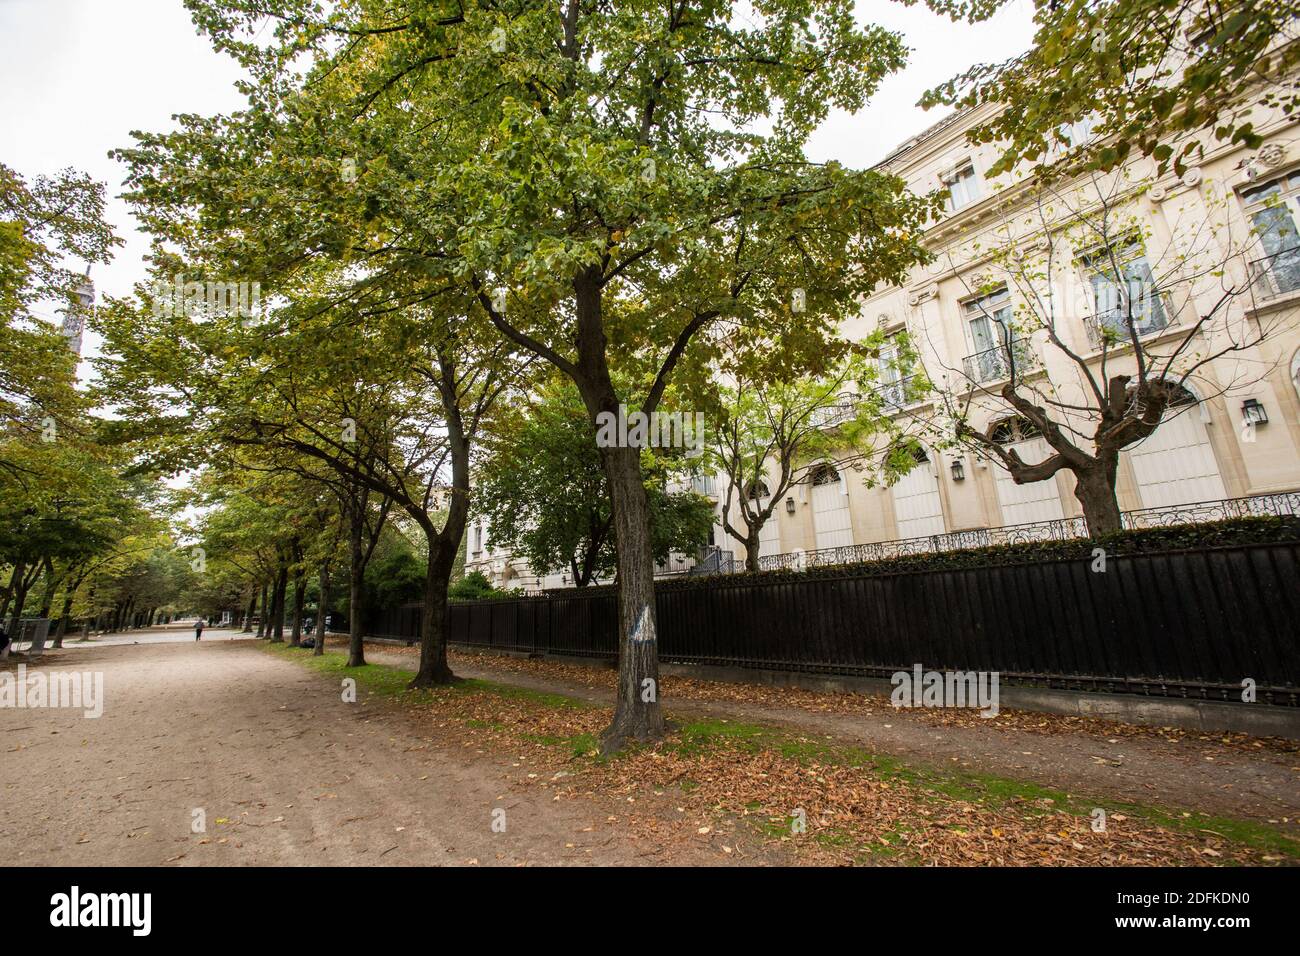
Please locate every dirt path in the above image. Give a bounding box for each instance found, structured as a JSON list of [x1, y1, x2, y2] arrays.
[[360, 645, 1300, 828], [0, 637, 764, 866]]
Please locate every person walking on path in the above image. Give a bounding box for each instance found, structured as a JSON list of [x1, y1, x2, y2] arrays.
[[195, 619, 205, 641]]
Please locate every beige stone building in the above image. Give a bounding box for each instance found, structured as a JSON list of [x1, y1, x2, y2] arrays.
[[721, 100, 1300, 570], [469, 92, 1300, 589]]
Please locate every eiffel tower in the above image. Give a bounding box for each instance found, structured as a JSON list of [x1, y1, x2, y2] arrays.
[[58, 268, 94, 356]]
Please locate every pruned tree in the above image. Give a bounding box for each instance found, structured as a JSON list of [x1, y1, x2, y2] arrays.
[[934, 167, 1285, 533]]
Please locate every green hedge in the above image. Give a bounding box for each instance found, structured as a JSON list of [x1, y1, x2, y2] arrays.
[[552, 515, 1300, 595]]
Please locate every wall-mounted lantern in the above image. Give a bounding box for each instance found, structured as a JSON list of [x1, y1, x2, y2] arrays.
[[1242, 398, 1269, 426], [950, 458, 966, 482], [785, 496, 796, 514]]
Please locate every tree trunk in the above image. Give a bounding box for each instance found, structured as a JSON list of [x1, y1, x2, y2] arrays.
[[408, 545, 456, 687], [256, 583, 268, 638], [598, 442, 666, 751], [37, 560, 60, 618], [53, 587, 75, 648], [289, 568, 305, 647], [243, 591, 256, 632], [1073, 459, 1123, 536], [744, 524, 762, 573], [314, 562, 330, 657], [570, 266, 665, 751], [347, 509, 366, 667], [1, 558, 29, 621], [7, 584, 31, 639], [269, 564, 287, 643]]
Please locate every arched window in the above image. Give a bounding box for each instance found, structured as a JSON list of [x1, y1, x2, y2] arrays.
[[809, 463, 841, 486], [745, 479, 771, 500], [1125, 380, 1199, 419], [988, 416, 1042, 445]]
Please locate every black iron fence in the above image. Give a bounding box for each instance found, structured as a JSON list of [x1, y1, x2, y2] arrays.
[[368, 538, 1300, 705]]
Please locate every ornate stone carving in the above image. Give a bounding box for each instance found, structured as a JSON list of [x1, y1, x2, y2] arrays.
[[907, 283, 940, 306], [1258, 143, 1286, 168]]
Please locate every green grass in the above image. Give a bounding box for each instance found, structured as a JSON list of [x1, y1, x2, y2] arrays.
[[263, 642, 593, 710]]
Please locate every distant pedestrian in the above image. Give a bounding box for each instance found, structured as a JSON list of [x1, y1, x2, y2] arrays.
[[195, 619, 204, 641]]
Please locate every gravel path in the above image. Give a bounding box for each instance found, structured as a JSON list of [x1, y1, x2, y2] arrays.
[[0, 637, 751, 866]]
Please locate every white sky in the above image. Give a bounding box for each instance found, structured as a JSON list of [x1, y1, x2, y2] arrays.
[[0, 0, 1036, 362]]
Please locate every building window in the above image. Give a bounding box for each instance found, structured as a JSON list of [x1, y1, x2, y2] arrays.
[[809, 463, 841, 486], [1053, 115, 1098, 155], [1077, 239, 1167, 347], [1242, 171, 1300, 298], [942, 161, 981, 211], [877, 335, 906, 409], [961, 287, 1032, 383], [988, 415, 1042, 445], [745, 479, 770, 500]]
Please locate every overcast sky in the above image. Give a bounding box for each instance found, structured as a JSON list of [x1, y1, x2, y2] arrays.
[[0, 0, 1036, 359]]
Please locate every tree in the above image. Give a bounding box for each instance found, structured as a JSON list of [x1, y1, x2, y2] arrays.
[[448, 570, 517, 601], [0, 163, 117, 440], [476, 378, 715, 587], [935, 167, 1279, 532], [134, 0, 936, 748], [0, 427, 159, 636], [922, 0, 1300, 179], [709, 345, 932, 571], [95, 260, 509, 682]]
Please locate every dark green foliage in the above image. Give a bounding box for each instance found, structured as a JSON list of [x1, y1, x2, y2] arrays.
[[566, 516, 1300, 594], [364, 548, 426, 612], [448, 570, 519, 602]]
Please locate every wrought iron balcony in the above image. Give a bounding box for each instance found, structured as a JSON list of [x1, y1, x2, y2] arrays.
[[1081, 302, 1170, 351], [809, 393, 859, 428], [688, 473, 716, 496], [1249, 246, 1300, 300], [878, 374, 924, 411], [961, 337, 1038, 384]]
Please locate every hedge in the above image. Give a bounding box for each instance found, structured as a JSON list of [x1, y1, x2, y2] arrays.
[[543, 515, 1300, 596]]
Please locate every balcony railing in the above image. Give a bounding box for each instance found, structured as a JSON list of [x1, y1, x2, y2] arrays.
[[1081, 302, 1170, 351], [1249, 246, 1300, 300], [689, 473, 716, 496], [654, 545, 738, 578], [961, 337, 1038, 384], [810, 392, 859, 429], [879, 373, 925, 411]]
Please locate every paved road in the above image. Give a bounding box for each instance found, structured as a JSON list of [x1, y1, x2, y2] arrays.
[[0, 638, 731, 866]]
